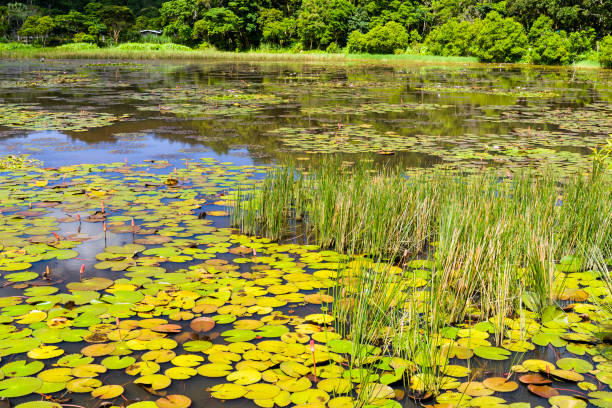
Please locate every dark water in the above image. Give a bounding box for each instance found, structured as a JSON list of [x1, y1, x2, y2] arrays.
[[0, 59, 610, 408]]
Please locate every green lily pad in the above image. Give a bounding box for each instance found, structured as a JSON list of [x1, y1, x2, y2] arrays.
[[0, 376, 43, 397]]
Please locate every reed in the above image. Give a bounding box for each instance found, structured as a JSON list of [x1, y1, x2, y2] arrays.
[[234, 159, 612, 327], [234, 160, 611, 401], [0, 43, 479, 65]]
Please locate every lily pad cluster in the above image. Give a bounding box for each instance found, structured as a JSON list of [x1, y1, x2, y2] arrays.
[[269, 122, 605, 175], [302, 103, 451, 116], [415, 85, 560, 98], [124, 86, 287, 118], [0, 103, 129, 132], [0, 71, 91, 89], [0, 156, 610, 408]]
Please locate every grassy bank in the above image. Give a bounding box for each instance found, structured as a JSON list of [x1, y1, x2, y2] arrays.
[[0, 42, 501, 66], [1, 43, 604, 69]]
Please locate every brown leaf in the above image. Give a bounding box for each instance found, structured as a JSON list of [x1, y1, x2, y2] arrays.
[[527, 384, 559, 398], [519, 374, 552, 385], [189, 317, 215, 333]]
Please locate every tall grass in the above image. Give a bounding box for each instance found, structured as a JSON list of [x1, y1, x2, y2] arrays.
[[234, 160, 612, 327], [233, 160, 611, 400], [0, 43, 479, 65]]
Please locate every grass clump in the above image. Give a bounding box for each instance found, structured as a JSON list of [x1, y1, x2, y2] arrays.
[[234, 160, 612, 326], [235, 160, 611, 399]]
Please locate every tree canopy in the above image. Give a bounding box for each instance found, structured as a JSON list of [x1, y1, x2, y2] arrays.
[[0, 0, 609, 63]]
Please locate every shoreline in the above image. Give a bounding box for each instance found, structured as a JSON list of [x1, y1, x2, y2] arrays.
[[0, 46, 603, 69]]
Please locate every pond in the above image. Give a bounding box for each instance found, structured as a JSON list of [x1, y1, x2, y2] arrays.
[[0, 59, 610, 408]]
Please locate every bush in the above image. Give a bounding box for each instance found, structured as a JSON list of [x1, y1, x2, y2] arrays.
[[529, 31, 572, 65], [424, 19, 477, 57], [568, 29, 595, 56], [600, 35, 612, 68], [325, 42, 340, 53], [114, 42, 191, 51], [73, 32, 96, 43], [346, 21, 408, 54], [472, 11, 527, 62], [56, 42, 99, 50], [527, 15, 581, 65], [0, 42, 33, 51], [346, 30, 365, 53]]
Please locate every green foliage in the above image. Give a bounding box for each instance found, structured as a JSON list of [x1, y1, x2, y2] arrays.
[[325, 41, 340, 53], [0, 41, 33, 50], [347, 21, 409, 54], [259, 9, 297, 48], [0, 6, 8, 38], [0, 0, 608, 64], [73, 32, 96, 43], [97, 5, 134, 43], [297, 0, 355, 49], [531, 32, 572, 65], [528, 15, 573, 65], [56, 42, 99, 50], [53, 11, 90, 38], [114, 42, 191, 51], [160, 0, 203, 44], [424, 19, 477, 57], [193, 8, 241, 50], [364, 0, 420, 30], [569, 29, 595, 57], [599, 35, 612, 68], [472, 11, 527, 62], [18, 15, 55, 46]]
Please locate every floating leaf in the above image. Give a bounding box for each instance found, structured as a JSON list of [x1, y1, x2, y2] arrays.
[[92, 384, 124, 399], [0, 377, 42, 397], [209, 383, 247, 399]]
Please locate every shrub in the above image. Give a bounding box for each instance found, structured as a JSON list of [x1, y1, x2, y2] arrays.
[[568, 29, 595, 57], [346, 30, 365, 53], [0, 42, 33, 51], [346, 21, 408, 54], [530, 31, 572, 65], [527, 15, 577, 65], [325, 42, 340, 53], [158, 43, 191, 51], [599, 35, 612, 69], [55, 42, 99, 50], [424, 19, 477, 57], [114, 42, 191, 51], [73, 32, 96, 43], [472, 11, 527, 62]]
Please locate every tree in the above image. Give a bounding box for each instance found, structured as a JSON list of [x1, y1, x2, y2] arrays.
[[472, 11, 527, 62], [599, 35, 612, 68], [297, 0, 355, 49], [361, 0, 420, 32], [7, 2, 35, 35], [347, 21, 409, 53], [507, 0, 611, 36], [0, 6, 8, 38], [98, 5, 134, 43], [19, 15, 56, 46], [424, 19, 478, 56], [160, 0, 205, 44], [528, 15, 572, 65], [53, 11, 90, 40], [259, 8, 297, 47], [193, 7, 241, 50]]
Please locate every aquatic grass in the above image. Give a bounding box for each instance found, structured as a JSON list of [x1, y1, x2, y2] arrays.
[[0, 45, 481, 66], [234, 159, 612, 328]]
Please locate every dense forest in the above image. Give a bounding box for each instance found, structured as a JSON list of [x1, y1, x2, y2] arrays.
[[1, 0, 611, 65]]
